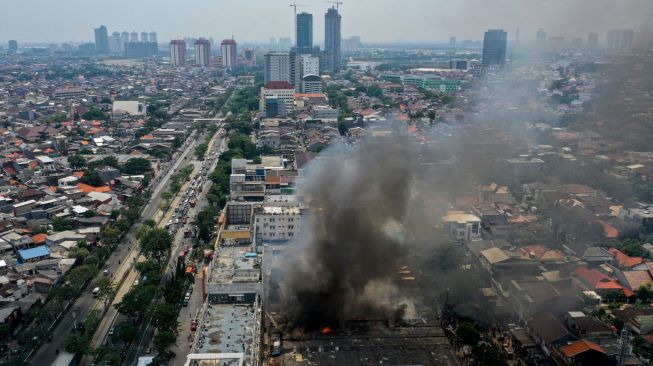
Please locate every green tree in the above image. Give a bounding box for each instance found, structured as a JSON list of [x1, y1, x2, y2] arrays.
[[122, 158, 152, 175], [61, 333, 91, 355], [68, 154, 86, 169], [115, 285, 157, 318], [115, 323, 139, 346], [52, 216, 73, 231], [153, 331, 176, 355], [149, 303, 180, 332], [96, 276, 115, 307], [139, 228, 172, 262], [100, 226, 122, 247], [79, 170, 103, 187]]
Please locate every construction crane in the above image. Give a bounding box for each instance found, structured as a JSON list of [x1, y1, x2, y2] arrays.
[[324, 0, 343, 11], [290, 3, 307, 48], [289, 2, 307, 17]]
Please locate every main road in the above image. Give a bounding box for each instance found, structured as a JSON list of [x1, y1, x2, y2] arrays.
[[32, 130, 201, 366]]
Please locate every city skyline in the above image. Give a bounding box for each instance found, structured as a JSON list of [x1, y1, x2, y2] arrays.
[[2, 0, 653, 44]]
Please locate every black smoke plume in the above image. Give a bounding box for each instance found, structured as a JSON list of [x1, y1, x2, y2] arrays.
[[280, 132, 419, 331]]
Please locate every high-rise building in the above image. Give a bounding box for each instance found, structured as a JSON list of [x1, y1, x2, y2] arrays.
[[449, 36, 457, 53], [279, 37, 292, 50], [342, 36, 361, 53], [109, 32, 122, 52], [244, 48, 256, 67], [269, 37, 277, 50], [170, 39, 187, 66], [130, 31, 138, 43], [195, 38, 211, 67], [296, 12, 313, 54], [264, 51, 292, 84], [588, 33, 599, 50], [121, 31, 130, 48], [572, 38, 583, 50], [606, 29, 634, 54], [141, 32, 149, 43], [536, 28, 547, 45], [482, 29, 507, 66], [8, 40, 18, 52], [515, 27, 520, 43], [94, 25, 109, 54], [149, 32, 157, 43], [299, 54, 322, 93], [324, 7, 341, 72], [221, 39, 237, 69]]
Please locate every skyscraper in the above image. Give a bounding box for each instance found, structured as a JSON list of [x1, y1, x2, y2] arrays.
[[109, 31, 122, 52], [8, 40, 18, 52], [449, 36, 457, 53], [324, 7, 341, 72], [141, 32, 149, 43], [170, 39, 186, 66], [130, 31, 138, 43], [149, 32, 157, 43], [94, 25, 109, 54], [536, 28, 547, 45], [244, 48, 256, 67], [195, 38, 211, 67], [482, 29, 507, 66], [221, 39, 237, 69], [121, 31, 130, 48], [588, 33, 599, 50], [606, 29, 634, 54], [296, 12, 313, 54]]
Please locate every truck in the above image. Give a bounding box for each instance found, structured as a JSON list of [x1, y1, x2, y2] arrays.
[[270, 333, 283, 357]]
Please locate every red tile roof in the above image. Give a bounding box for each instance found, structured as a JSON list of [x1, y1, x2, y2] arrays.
[[608, 248, 643, 268], [559, 339, 606, 357]]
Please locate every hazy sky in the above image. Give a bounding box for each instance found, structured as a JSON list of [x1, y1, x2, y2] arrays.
[[3, 0, 653, 44]]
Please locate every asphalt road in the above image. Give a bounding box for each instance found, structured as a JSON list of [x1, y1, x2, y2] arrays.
[[125, 129, 227, 365], [31, 134, 200, 366]]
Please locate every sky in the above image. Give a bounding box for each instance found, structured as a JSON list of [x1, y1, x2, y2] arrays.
[[2, 0, 653, 45]]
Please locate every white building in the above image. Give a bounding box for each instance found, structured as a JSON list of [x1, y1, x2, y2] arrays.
[[264, 51, 292, 84], [255, 205, 301, 242], [259, 81, 295, 114], [441, 211, 482, 242], [221, 39, 237, 69]]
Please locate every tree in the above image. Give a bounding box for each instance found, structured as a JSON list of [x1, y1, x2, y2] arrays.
[[139, 228, 172, 262], [68, 155, 86, 169], [100, 226, 122, 247], [122, 158, 151, 175], [115, 285, 157, 318], [457, 322, 481, 346], [115, 323, 139, 346], [79, 170, 103, 187], [153, 331, 176, 355], [66, 264, 98, 288], [149, 303, 179, 332], [96, 276, 115, 307], [52, 216, 73, 231], [61, 333, 91, 355]]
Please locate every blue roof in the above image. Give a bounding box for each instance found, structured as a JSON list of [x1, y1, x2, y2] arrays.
[[18, 246, 50, 260]]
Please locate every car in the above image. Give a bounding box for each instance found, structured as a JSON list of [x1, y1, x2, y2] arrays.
[[184, 293, 191, 300], [133, 279, 139, 286], [181, 298, 189, 307], [108, 327, 114, 337], [103, 269, 110, 276], [187, 285, 193, 294]]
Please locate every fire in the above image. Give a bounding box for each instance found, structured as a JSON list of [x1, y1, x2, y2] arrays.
[[320, 326, 331, 334]]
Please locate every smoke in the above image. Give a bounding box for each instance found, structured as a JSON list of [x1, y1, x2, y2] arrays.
[[279, 131, 421, 330]]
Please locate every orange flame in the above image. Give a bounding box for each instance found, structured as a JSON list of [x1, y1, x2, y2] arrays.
[[320, 326, 331, 334]]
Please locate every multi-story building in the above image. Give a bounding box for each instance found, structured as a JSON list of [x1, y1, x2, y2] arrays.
[[606, 29, 634, 54], [255, 205, 301, 242], [324, 7, 341, 72], [110, 31, 122, 52], [482, 29, 507, 66], [588, 33, 599, 50], [195, 38, 211, 67], [94, 25, 109, 54], [536, 28, 547, 46], [221, 38, 237, 69], [259, 81, 295, 115], [264, 51, 292, 84], [8, 40, 18, 52], [130, 31, 138, 43], [170, 39, 187, 66], [121, 31, 130, 48], [149, 31, 157, 43], [244, 48, 256, 67], [140, 32, 149, 43], [296, 12, 313, 54], [294, 54, 321, 92]]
